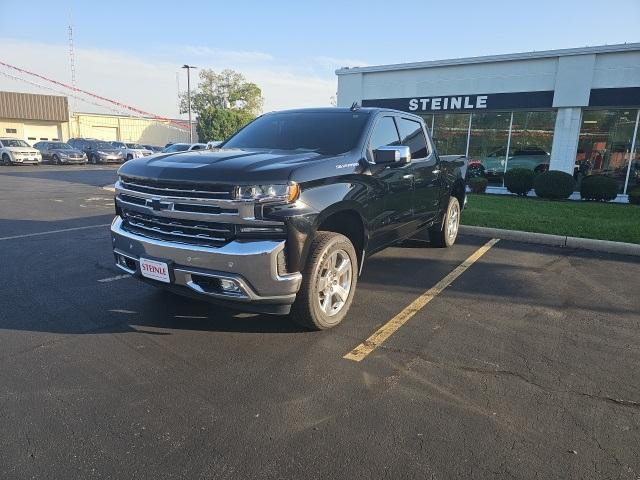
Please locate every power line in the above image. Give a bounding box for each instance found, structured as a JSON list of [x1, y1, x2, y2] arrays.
[[0, 60, 189, 131], [0, 70, 192, 135]]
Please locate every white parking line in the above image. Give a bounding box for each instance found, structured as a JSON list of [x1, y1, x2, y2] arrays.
[[0, 224, 110, 241], [98, 274, 131, 283]]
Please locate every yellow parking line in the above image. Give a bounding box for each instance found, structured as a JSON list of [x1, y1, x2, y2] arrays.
[[344, 238, 500, 362]]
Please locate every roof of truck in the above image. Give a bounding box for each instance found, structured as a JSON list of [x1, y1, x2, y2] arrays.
[[264, 107, 421, 117]]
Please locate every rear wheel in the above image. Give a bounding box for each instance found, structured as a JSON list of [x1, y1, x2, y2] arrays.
[[52, 154, 60, 165], [428, 196, 461, 248], [290, 231, 358, 330]]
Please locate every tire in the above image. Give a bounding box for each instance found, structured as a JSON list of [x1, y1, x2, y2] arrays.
[[90, 154, 98, 165], [52, 155, 60, 165], [2, 154, 11, 166], [126, 154, 133, 161], [290, 231, 358, 330], [428, 196, 461, 248]]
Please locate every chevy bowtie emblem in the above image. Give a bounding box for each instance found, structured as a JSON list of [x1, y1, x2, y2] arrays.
[[146, 198, 170, 211]]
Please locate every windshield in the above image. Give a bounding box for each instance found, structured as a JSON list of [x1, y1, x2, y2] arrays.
[[126, 143, 144, 149], [94, 141, 114, 149], [223, 111, 370, 155], [50, 142, 73, 150], [163, 143, 190, 152], [2, 139, 31, 148]]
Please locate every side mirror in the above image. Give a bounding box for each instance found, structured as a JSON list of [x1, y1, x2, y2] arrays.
[[374, 146, 411, 165]]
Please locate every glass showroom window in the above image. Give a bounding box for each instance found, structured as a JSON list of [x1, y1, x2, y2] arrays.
[[420, 114, 435, 135], [507, 111, 556, 177], [467, 112, 512, 185], [432, 113, 470, 157], [577, 109, 640, 193]]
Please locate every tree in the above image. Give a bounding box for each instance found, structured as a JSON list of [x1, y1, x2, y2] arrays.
[[180, 68, 263, 117], [196, 107, 255, 142]]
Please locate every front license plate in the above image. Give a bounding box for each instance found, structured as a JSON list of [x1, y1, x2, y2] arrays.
[[139, 258, 171, 283]]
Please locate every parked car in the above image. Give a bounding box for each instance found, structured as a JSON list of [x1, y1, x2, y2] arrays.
[[480, 146, 550, 181], [0, 138, 42, 165], [161, 143, 207, 153], [33, 141, 87, 165], [110, 107, 468, 330], [110, 141, 153, 160], [143, 144, 163, 153], [67, 138, 125, 164]]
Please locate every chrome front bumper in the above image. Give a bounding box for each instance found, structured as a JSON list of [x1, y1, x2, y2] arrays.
[[110, 216, 302, 310]]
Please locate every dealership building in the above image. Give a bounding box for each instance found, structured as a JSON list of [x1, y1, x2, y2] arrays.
[[337, 43, 640, 199]]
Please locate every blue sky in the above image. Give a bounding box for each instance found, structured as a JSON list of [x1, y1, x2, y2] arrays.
[[1, 0, 639, 116]]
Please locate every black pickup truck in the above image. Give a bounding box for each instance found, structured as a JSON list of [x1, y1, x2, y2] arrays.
[[111, 107, 467, 329]]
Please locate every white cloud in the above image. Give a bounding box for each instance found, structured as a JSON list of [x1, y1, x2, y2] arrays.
[[0, 38, 337, 117], [180, 45, 274, 62], [310, 56, 369, 70]]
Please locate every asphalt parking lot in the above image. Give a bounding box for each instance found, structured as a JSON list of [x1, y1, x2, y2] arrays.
[[1, 165, 639, 480]]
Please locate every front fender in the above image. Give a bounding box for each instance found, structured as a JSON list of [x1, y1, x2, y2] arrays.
[[262, 179, 371, 273]]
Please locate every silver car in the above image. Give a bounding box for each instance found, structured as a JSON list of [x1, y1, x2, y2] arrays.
[[34, 141, 87, 165]]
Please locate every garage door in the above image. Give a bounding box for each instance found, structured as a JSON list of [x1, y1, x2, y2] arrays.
[[24, 124, 62, 145], [92, 126, 118, 141]]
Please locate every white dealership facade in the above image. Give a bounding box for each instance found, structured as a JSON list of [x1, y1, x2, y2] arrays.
[[337, 43, 640, 198]]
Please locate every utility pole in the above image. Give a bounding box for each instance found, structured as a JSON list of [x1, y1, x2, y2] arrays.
[[182, 65, 196, 143], [68, 11, 77, 139]]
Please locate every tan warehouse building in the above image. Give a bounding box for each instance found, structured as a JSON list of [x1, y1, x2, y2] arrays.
[[0, 91, 194, 146]]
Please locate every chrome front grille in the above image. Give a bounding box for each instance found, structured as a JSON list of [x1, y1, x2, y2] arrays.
[[121, 209, 234, 247], [120, 176, 235, 200]]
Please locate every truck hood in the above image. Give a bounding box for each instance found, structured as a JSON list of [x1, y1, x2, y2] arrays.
[[117, 148, 337, 184]]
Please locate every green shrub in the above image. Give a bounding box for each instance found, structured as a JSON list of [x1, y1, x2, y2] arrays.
[[580, 175, 619, 201], [468, 176, 488, 194], [504, 168, 535, 196], [533, 170, 575, 199], [628, 185, 640, 205]]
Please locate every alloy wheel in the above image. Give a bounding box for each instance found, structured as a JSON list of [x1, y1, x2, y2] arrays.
[[316, 249, 353, 317], [447, 201, 460, 242]]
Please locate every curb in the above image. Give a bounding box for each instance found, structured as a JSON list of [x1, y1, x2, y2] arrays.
[[459, 225, 640, 257]]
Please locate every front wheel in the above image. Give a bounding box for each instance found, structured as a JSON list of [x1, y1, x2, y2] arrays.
[[290, 231, 358, 330], [428, 196, 461, 248], [2, 154, 11, 166], [52, 155, 60, 165]]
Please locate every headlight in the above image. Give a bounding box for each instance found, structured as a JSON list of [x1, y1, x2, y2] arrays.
[[236, 182, 300, 203]]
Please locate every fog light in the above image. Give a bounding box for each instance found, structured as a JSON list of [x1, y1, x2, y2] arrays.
[[219, 278, 241, 293]]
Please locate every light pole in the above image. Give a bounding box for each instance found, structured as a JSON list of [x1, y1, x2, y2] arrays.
[[182, 64, 197, 143]]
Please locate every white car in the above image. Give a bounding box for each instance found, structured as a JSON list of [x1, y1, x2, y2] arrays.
[[161, 143, 207, 153], [0, 138, 42, 165], [111, 141, 153, 161]]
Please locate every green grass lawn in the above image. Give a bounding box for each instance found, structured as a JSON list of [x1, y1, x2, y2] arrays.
[[461, 194, 640, 244]]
